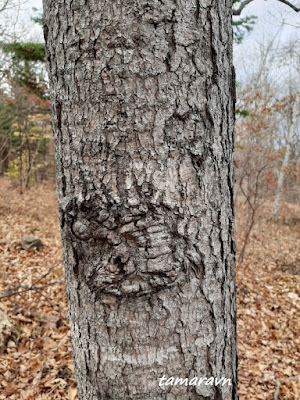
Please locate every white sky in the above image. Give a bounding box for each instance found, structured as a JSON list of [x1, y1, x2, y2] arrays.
[[234, 0, 300, 85], [0, 0, 43, 41]]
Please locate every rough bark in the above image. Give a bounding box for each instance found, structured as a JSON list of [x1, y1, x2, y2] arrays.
[[43, 0, 237, 399]]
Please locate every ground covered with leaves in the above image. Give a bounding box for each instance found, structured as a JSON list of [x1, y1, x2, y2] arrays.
[[0, 178, 299, 399]]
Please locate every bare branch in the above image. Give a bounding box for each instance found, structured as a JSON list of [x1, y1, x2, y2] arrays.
[[274, 379, 280, 400], [233, 0, 300, 16], [0, 263, 63, 301], [33, 287, 67, 316], [0, 278, 63, 301], [277, 0, 300, 12], [0, 0, 10, 13], [233, 0, 255, 16]]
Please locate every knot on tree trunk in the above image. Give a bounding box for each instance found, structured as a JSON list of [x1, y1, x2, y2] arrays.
[[65, 199, 203, 297]]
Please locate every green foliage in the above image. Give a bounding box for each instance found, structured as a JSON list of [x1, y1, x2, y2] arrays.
[[1, 42, 45, 62], [236, 108, 250, 117], [0, 92, 15, 172], [0, 15, 52, 185], [31, 7, 44, 26], [235, 142, 244, 150], [0, 95, 15, 135], [233, 15, 257, 44], [232, 0, 257, 44], [1, 41, 47, 99]]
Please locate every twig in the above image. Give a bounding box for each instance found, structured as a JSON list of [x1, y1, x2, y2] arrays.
[[278, 0, 300, 12], [33, 287, 67, 317], [0, 278, 63, 300], [0, 263, 63, 301], [233, 0, 254, 16], [31, 263, 62, 286], [233, 0, 300, 16], [274, 379, 280, 400], [53, 331, 69, 351]]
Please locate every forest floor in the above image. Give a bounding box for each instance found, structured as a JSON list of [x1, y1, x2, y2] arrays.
[[0, 177, 299, 400]]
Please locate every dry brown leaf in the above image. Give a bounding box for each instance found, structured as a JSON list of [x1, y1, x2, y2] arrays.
[[68, 387, 78, 400]]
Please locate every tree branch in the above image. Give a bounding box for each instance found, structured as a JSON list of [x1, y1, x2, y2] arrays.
[[233, 0, 255, 16], [0, 278, 63, 301], [233, 0, 300, 16], [0, 0, 10, 14], [0, 264, 63, 303], [278, 0, 300, 12], [274, 379, 280, 400]]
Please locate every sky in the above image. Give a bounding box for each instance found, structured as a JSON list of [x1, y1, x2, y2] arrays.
[[0, 0, 43, 41], [233, 0, 300, 85]]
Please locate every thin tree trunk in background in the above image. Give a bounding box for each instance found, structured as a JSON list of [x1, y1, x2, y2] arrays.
[[272, 83, 300, 220], [43, 1, 237, 399]]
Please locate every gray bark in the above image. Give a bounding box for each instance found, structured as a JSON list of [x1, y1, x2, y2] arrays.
[[43, 1, 237, 399]]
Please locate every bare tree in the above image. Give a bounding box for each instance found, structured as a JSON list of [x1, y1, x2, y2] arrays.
[[272, 54, 300, 220], [0, 0, 22, 39]]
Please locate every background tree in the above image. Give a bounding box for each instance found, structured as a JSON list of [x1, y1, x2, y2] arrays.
[[235, 84, 280, 261], [43, 1, 237, 399], [272, 51, 300, 220], [234, 36, 300, 258], [0, 15, 54, 189], [0, 0, 22, 39]]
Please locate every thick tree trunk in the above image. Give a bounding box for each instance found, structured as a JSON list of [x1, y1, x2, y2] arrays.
[[43, 1, 237, 399]]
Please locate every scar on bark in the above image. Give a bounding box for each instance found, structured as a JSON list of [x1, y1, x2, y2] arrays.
[[66, 198, 204, 297]]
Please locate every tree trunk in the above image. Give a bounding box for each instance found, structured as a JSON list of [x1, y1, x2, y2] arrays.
[[43, 1, 237, 399]]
